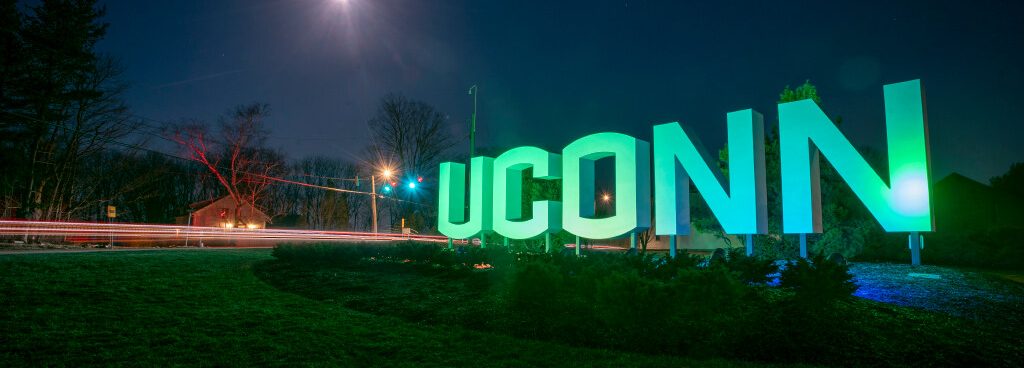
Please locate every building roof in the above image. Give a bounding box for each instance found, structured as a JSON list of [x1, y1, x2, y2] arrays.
[[189, 195, 271, 222]]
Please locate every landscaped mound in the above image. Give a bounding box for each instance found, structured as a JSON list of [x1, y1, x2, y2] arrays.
[[259, 242, 1023, 367]]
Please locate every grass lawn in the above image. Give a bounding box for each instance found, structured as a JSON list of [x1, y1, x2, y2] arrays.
[[0, 249, 784, 367]]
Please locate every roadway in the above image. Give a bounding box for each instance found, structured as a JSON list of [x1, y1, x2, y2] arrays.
[[0, 219, 451, 249]]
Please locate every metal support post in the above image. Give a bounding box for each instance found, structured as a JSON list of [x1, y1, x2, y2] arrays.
[[745, 234, 753, 257], [799, 233, 808, 258], [909, 231, 922, 266]]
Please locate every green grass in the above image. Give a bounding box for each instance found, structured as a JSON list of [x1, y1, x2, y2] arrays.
[[0, 249, 783, 367]]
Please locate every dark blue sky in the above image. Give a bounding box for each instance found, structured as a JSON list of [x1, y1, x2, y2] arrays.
[[98, 0, 1023, 182]]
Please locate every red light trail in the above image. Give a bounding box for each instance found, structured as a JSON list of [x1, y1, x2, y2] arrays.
[[0, 221, 632, 251], [0, 220, 454, 246]]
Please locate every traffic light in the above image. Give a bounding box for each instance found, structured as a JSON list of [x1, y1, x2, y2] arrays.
[[407, 182, 416, 189], [382, 184, 392, 193]]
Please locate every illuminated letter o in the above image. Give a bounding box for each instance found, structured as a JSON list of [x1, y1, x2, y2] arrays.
[[562, 132, 651, 239]]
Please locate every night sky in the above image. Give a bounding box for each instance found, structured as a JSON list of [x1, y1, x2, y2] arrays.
[[98, 0, 1024, 182]]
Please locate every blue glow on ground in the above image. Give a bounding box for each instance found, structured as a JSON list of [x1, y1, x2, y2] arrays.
[[848, 262, 1024, 319]]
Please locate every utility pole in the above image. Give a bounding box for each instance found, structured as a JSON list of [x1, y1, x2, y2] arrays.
[[184, 210, 192, 247], [371, 175, 378, 233], [468, 84, 478, 158]]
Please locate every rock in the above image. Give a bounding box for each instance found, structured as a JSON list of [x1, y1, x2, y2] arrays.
[[828, 252, 848, 266]]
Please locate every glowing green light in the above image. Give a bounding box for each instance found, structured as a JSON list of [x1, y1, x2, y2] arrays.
[[561, 132, 650, 239], [653, 109, 768, 235], [438, 157, 494, 239], [492, 146, 562, 239], [436, 80, 934, 242], [779, 79, 933, 233]]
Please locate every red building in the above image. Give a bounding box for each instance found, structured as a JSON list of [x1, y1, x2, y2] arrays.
[[178, 196, 270, 229]]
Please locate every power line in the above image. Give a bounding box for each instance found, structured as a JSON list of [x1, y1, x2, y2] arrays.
[[0, 110, 427, 206]]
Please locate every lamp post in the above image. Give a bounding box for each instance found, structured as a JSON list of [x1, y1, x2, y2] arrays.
[[371, 175, 377, 233], [468, 84, 478, 158], [371, 169, 394, 233], [460, 84, 479, 249]]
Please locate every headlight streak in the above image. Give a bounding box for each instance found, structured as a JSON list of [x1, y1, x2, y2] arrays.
[[0, 220, 454, 245]]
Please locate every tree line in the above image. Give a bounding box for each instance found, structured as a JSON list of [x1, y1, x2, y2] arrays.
[[1, 0, 455, 235]]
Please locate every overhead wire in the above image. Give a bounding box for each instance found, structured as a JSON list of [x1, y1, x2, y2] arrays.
[[0, 109, 427, 206]]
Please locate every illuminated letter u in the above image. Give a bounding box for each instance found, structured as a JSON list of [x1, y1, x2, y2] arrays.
[[438, 157, 494, 239]]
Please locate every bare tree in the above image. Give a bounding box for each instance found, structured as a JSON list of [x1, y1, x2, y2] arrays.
[[275, 156, 356, 230], [366, 94, 454, 231], [368, 94, 453, 177], [166, 103, 285, 225]]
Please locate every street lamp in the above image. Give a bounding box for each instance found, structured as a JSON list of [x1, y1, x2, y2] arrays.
[[468, 84, 478, 158], [597, 192, 612, 219], [370, 166, 395, 233]]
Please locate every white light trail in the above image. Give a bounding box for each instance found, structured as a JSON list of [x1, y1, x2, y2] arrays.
[[0, 220, 455, 246]]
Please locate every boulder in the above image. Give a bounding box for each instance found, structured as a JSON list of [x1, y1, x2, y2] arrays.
[[827, 252, 848, 266]]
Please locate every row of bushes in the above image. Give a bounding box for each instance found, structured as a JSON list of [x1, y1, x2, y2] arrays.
[[275, 242, 854, 291], [499, 250, 860, 357], [271, 242, 861, 361]]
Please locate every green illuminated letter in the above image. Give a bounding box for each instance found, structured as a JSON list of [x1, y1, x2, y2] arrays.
[[492, 147, 562, 239], [562, 132, 651, 239], [779, 79, 933, 233], [653, 110, 768, 235], [438, 157, 494, 239]]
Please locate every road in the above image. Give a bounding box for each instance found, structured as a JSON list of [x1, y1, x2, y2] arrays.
[[0, 219, 450, 249]]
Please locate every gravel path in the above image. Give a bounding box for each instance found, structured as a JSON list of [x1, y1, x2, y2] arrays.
[[850, 262, 1024, 324]]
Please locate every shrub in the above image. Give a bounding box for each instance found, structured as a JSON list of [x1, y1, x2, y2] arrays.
[[717, 248, 779, 284], [500, 251, 752, 354], [506, 259, 564, 312], [779, 252, 857, 303]]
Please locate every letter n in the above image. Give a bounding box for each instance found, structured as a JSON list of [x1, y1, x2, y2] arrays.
[[653, 110, 768, 235], [779, 79, 933, 233]]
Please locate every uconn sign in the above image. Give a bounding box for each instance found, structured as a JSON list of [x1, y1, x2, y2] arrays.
[[438, 80, 933, 264]]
